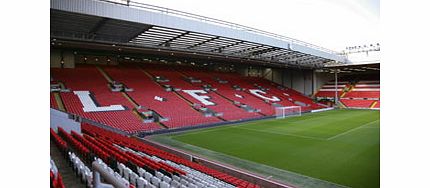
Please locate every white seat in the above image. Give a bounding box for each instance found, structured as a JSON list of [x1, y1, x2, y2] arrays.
[[145, 184, 156, 188], [195, 182, 204, 188], [144, 172, 153, 182], [130, 172, 139, 186], [121, 177, 130, 187], [160, 181, 170, 188], [162, 176, 172, 184], [78, 164, 84, 176], [170, 180, 180, 188], [150, 176, 161, 187], [156, 171, 164, 179], [118, 163, 126, 176], [180, 179, 188, 186], [172, 175, 180, 182], [138, 168, 146, 177], [123, 168, 131, 181], [136, 177, 147, 188]]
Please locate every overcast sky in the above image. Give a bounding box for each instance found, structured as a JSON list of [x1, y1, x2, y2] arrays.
[[136, 0, 379, 52]]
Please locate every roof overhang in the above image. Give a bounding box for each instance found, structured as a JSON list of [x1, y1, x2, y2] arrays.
[[51, 0, 349, 68]]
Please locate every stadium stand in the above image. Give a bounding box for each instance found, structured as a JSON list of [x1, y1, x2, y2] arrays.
[[51, 66, 162, 133], [51, 123, 260, 188], [179, 69, 276, 116], [372, 100, 380, 108], [340, 99, 375, 108], [338, 80, 380, 108], [248, 77, 324, 112], [343, 80, 380, 99], [51, 63, 325, 134], [315, 78, 380, 109], [101, 64, 221, 129], [144, 65, 262, 121], [50, 93, 58, 109], [50, 158, 65, 188], [315, 81, 350, 98], [49, 1, 379, 187]]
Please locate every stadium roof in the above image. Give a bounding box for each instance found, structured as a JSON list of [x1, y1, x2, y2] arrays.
[[51, 0, 349, 68], [316, 62, 379, 74]]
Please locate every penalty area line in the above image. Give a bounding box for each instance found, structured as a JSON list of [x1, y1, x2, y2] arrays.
[[327, 119, 380, 140], [233, 127, 327, 141]]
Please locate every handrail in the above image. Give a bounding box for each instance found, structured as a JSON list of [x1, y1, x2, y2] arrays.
[[96, 0, 341, 55]]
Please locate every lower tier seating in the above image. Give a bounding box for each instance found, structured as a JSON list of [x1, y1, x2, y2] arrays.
[[102, 65, 221, 129], [50, 93, 58, 109], [50, 158, 65, 188], [343, 91, 380, 99], [373, 101, 380, 108], [80, 123, 260, 188], [52, 63, 324, 132], [60, 92, 161, 133], [340, 99, 375, 108]]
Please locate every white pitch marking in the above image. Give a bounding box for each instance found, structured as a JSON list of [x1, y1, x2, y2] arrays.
[[234, 127, 327, 140], [327, 119, 380, 140]]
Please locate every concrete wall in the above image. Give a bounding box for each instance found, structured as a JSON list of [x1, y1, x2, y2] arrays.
[[236, 65, 314, 96], [314, 72, 334, 94], [50, 49, 75, 68], [50, 108, 81, 133], [263, 68, 272, 81], [304, 70, 313, 96], [272, 69, 313, 96], [272, 68, 283, 85], [236, 66, 263, 77]]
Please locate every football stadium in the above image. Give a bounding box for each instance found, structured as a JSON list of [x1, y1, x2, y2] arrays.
[[49, 0, 380, 188]]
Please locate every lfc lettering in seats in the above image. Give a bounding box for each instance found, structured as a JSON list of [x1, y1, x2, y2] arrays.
[[249, 89, 280, 102], [182, 90, 215, 106], [73, 91, 125, 112]]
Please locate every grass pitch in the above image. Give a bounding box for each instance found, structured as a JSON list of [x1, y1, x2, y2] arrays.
[[153, 109, 379, 188]]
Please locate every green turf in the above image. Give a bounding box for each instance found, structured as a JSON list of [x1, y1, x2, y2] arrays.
[[159, 109, 379, 188]]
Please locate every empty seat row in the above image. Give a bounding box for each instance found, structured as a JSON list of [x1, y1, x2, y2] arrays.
[[50, 158, 65, 188], [340, 99, 376, 108]]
